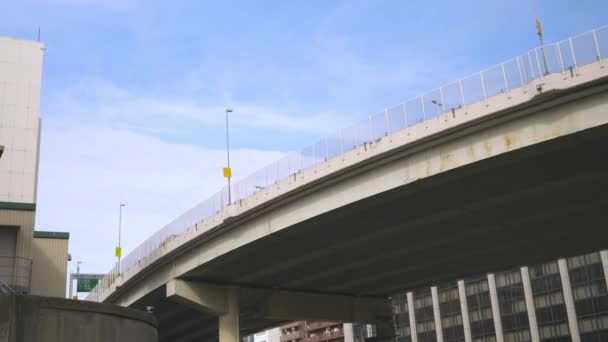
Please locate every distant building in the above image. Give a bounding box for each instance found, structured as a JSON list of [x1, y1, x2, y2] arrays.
[[279, 321, 353, 342], [356, 250, 608, 342], [0, 36, 69, 297], [255, 327, 281, 342]]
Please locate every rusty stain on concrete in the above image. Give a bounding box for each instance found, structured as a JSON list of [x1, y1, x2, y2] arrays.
[[440, 152, 455, 171], [483, 141, 493, 156]]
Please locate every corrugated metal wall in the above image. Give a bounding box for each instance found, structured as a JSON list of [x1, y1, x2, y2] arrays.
[[0, 209, 35, 259], [30, 237, 68, 297]]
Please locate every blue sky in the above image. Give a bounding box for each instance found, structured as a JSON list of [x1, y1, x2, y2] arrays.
[[2, 0, 606, 291]]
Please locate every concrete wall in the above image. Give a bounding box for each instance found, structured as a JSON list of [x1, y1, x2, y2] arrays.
[[0, 37, 44, 205], [0, 295, 157, 342], [30, 233, 69, 297]]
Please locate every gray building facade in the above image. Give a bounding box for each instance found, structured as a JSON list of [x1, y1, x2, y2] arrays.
[[358, 250, 608, 342]]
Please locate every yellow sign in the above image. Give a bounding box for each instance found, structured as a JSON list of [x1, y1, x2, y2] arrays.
[[115, 246, 122, 257], [536, 19, 543, 36], [73, 295, 78, 300], [223, 167, 232, 178]]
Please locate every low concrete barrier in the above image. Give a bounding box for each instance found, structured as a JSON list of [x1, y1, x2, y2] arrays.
[[0, 295, 157, 342]]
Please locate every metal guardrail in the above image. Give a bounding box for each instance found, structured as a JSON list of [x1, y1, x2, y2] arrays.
[[89, 25, 608, 300], [0, 256, 33, 295]]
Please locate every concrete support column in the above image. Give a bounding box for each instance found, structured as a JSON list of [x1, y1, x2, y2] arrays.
[[219, 287, 240, 342], [457, 280, 472, 342], [558, 259, 581, 342], [431, 287, 444, 342], [407, 292, 418, 342], [520, 267, 540, 342], [487, 274, 504, 342], [600, 251, 608, 290]]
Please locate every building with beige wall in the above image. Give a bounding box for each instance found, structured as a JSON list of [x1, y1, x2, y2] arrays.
[[0, 36, 69, 297]]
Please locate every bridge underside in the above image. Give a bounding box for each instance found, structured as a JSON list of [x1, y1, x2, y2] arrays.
[[182, 123, 608, 296], [132, 123, 608, 342]]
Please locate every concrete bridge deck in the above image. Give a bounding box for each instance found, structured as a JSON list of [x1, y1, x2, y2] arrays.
[[86, 28, 608, 342]]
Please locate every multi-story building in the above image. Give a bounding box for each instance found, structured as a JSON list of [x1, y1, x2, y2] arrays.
[[279, 321, 353, 342], [0, 36, 70, 297], [380, 250, 608, 342], [255, 327, 281, 342]]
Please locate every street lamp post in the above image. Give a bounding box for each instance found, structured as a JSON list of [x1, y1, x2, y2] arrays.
[[117, 203, 125, 274], [531, 0, 550, 75], [224, 108, 233, 205]]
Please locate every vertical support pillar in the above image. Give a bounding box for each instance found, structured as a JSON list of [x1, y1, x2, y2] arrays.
[[219, 287, 240, 342], [527, 51, 536, 79], [487, 273, 504, 342], [534, 48, 543, 79], [407, 292, 418, 342], [569, 38, 578, 71], [557, 43, 565, 74], [517, 57, 525, 84], [439, 87, 445, 114], [343, 323, 355, 342], [592, 29, 602, 61], [385, 108, 391, 134], [501, 63, 509, 93], [558, 259, 581, 342], [600, 250, 608, 291], [421, 96, 426, 122], [458, 280, 472, 342], [431, 286, 444, 342], [459, 80, 466, 107], [480, 72, 487, 100], [521, 267, 541, 342], [325, 135, 329, 161]]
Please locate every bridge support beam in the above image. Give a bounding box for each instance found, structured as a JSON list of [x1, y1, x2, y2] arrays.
[[166, 279, 229, 315], [166, 280, 241, 342], [251, 288, 393, 323], [166, 279, 393, 337]]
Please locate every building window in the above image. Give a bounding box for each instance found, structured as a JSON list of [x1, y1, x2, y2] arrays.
[[466, 276, 496, 341], [438, 282, 465, 342], [530, 261, 570, 342], [414, 288, 437, 342], [496, 269, 530, 342], [567, 252, 608, 342]]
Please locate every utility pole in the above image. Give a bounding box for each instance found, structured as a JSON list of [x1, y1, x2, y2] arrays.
[[531, 0, 550, 75], [117, 204, 125, 273], [224, 108, 233, 205]]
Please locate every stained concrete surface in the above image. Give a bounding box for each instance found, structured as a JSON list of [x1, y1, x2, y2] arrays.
[[0, 295, 157, 342]]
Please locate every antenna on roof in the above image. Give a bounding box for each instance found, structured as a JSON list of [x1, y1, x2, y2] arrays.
[[37, 27, 41, 42]]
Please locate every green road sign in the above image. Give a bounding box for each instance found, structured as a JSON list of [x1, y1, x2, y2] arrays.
[[76, 278, 99, 292]]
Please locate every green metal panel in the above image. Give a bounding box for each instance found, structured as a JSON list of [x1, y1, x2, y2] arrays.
[[33, 231, 70, 240], [0, 202, 36, 211], [76, 278, 99, 292]]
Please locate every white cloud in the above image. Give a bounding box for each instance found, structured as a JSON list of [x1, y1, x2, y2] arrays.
[[35, 120, 284, 274], [34, 0, 139, 11], [47, 78, 343, 136]]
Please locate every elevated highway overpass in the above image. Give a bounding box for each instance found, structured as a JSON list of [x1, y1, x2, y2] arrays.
[[88, 28, 608, 342]]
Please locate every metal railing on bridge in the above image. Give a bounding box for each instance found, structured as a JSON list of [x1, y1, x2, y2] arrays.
[[89, 25, 608, 300]]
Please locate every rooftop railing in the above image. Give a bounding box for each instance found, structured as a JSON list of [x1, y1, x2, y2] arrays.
[[0, 256, 33, 295], [89, 25, 608, 300]]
